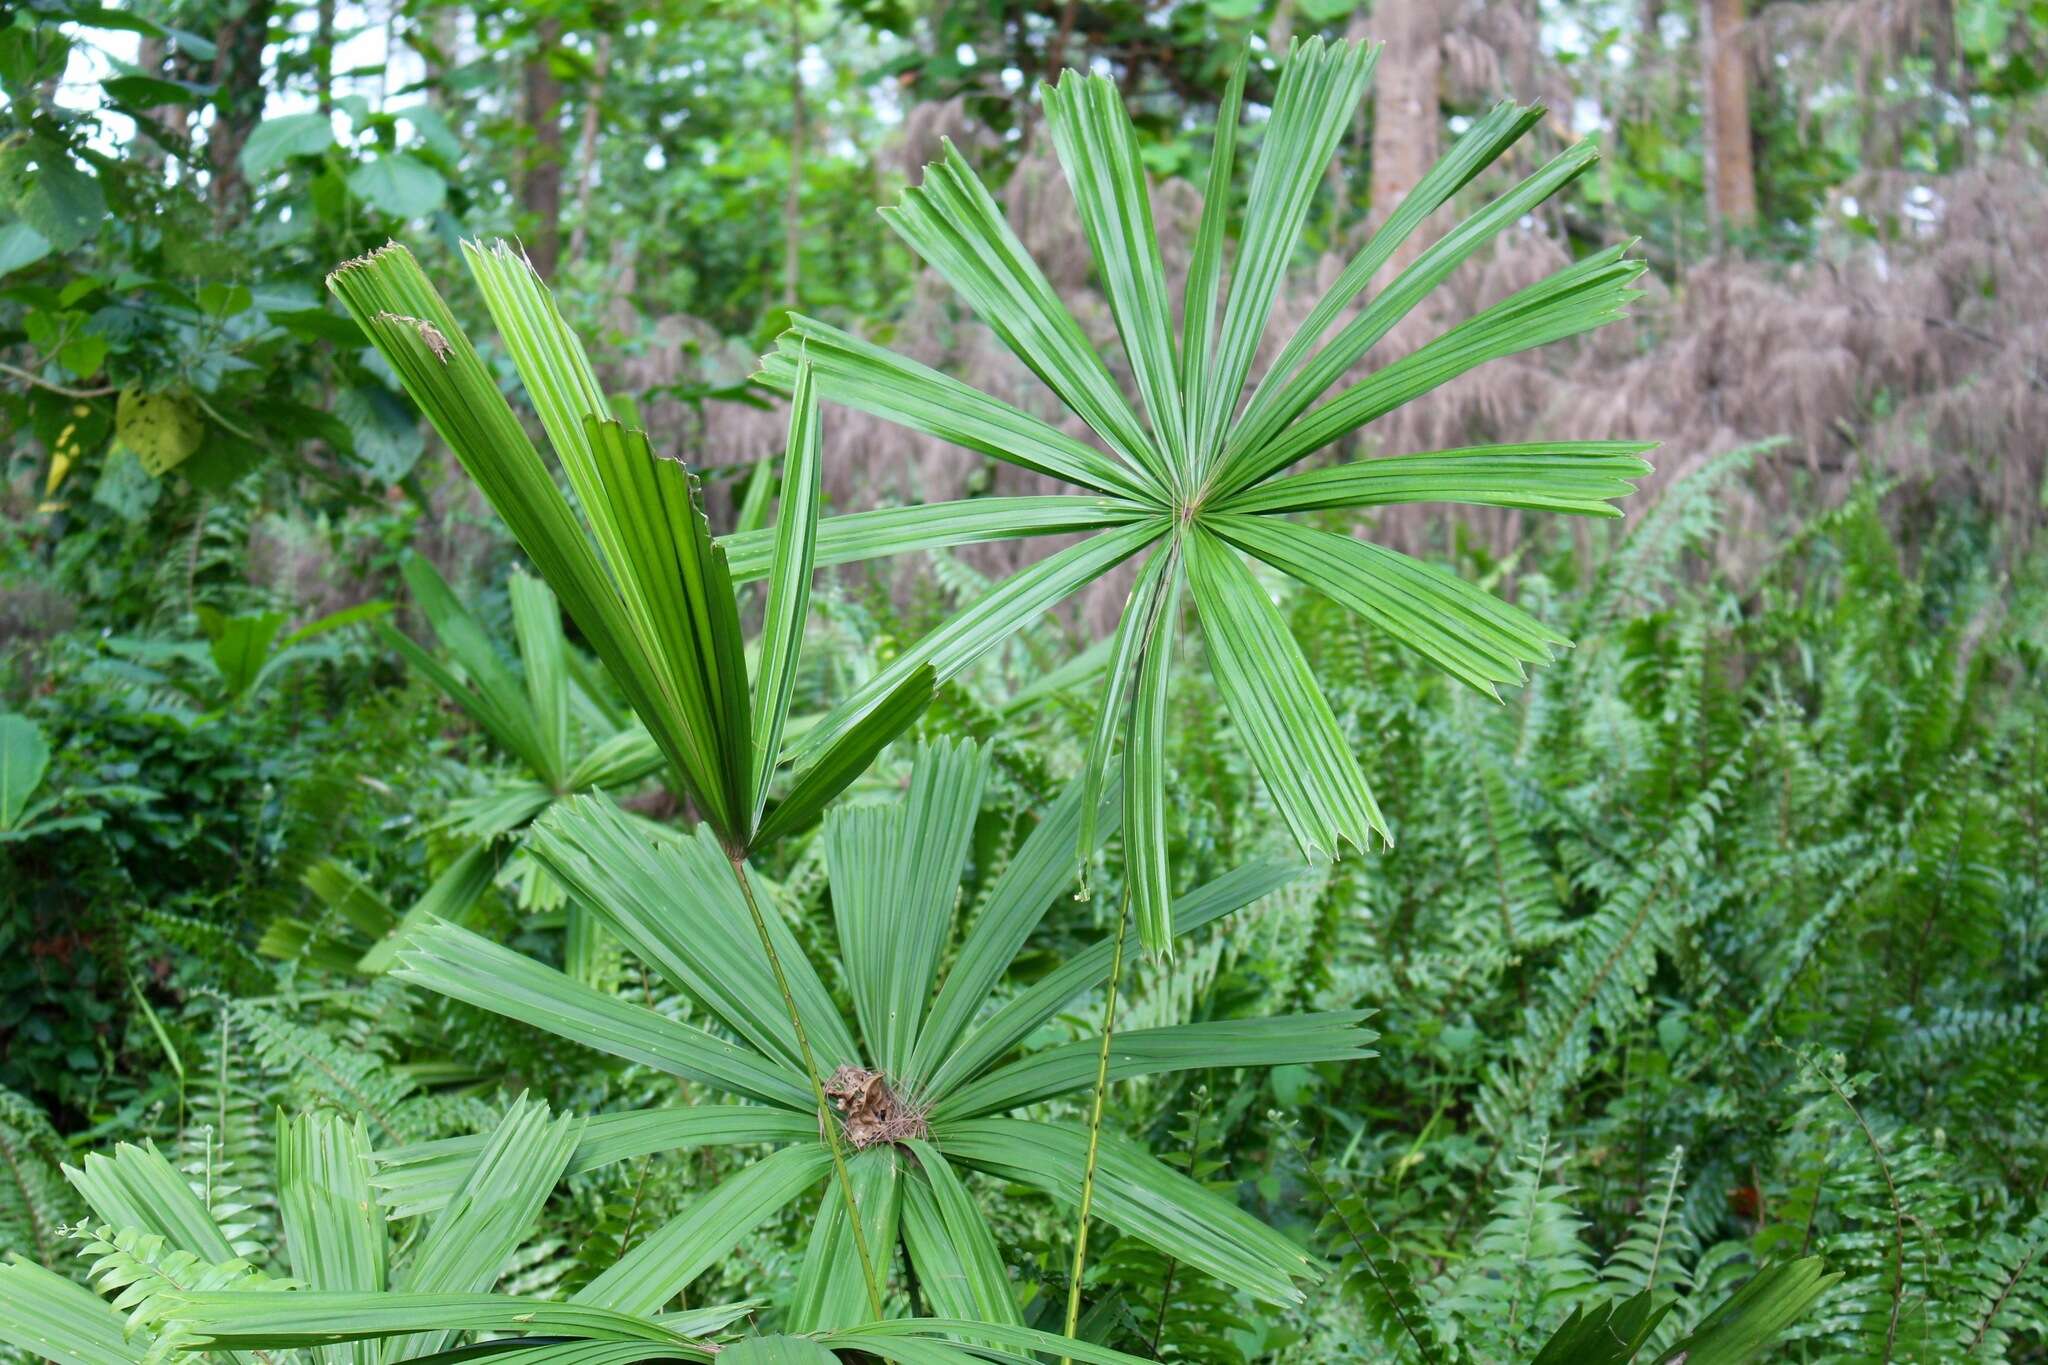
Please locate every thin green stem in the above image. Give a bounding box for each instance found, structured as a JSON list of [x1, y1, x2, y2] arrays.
[[1062, 884, 1133, 1357], [729, 855, 886, 1320]]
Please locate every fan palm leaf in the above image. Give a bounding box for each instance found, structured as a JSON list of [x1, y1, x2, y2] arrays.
[[381, 739, 1370, 1318], [750, 37, 1652, 953]]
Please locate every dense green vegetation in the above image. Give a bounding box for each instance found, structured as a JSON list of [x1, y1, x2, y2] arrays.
[[2, 1, 2044, 1361]]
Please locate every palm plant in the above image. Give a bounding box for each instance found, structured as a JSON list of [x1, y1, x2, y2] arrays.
[[746, 37, 1651, 952], [376, 737, 1369, 1321], [328, 244, 937, 1316], [378, 555, 666, 979], [0, 1099, 746, 1365]]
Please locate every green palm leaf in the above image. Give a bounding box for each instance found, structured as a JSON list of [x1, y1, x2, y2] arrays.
[[749, 37, 1649, 954]]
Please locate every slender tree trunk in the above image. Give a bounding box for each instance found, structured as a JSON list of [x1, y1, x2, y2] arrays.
[[1324, 8, 1375, 231], [315, 0, 335, 113], [522, 18, 567, 280], [783, 0, 805, 310], [1367, 0, 1441, 286], [1701, 0, 1757, 244], [133, 35, 184, 179], [566, 32, 613, 270], [1930, 0, 1972, 163], [207, 0, 277, 219], [427, 7, 463, 112]]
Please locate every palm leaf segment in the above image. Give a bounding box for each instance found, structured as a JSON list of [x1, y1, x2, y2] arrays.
[[383, 739, 1371, 1319], [749, 38, 1652, 953], [0, 1102, 1177, 1363], [326, 243, 929, 862]]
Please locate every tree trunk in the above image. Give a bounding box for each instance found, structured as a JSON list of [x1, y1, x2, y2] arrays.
[[566, 32, 613, 270], [522, 18, 566, 280], [427, 7, 463, 111], [783, 0, 805, 310], [207, 0, 277, 218], [315, 0, 335, 114], [1701, 0, 1757, 243], [133, 35, 185, 178], [1367, 0, 1441, 285]]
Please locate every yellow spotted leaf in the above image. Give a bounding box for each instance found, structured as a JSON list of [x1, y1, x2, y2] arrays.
[[116, 388, 205, 476]]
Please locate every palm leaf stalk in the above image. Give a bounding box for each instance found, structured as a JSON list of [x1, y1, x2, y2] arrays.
[[326, 245, 928, 1319], [1061, 883, 1131, 1356], [748, 36, 1653, 957]]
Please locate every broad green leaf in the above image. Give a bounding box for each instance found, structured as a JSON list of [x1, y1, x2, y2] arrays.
[[751, 360, 822, 822], [392, 920, 813, 1110], [1192, 37, 1378, 472], [0, 1258, 143, 1365], [898, 1141, 1020, 1326], [527, 799, 860, 1074], [1042, 71, 1186, 479], [239, 112, 335, 175], [347, 153, 447, 218], [1222, 441, 1654, 519], [2, 137, 105, 250], [1184, 528, 1386, 857], [1214, 513, 1567, 698], [720, 494, 1150, 582], [880, 143, 1164, 494], [935, 1118, 1319, 1306], [788, 522, 1160, 768], [933, 1012, 1376, 1121], [574, 1144, 834, 1315], [755, 317, 1150, 499], [825, 739, 986, 1077], [0, 713, 51, 831], [196, 608, 287, 700], [0, 221, 53, 276], [372, 1107, 814, 1220]]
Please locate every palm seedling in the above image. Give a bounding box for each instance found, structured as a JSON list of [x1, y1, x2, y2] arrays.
[[0, 1101, 1124, 1365], [747, 36, 1653, 953], [377, 737, 1370, 1321], [272, 555, 670, 981]]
